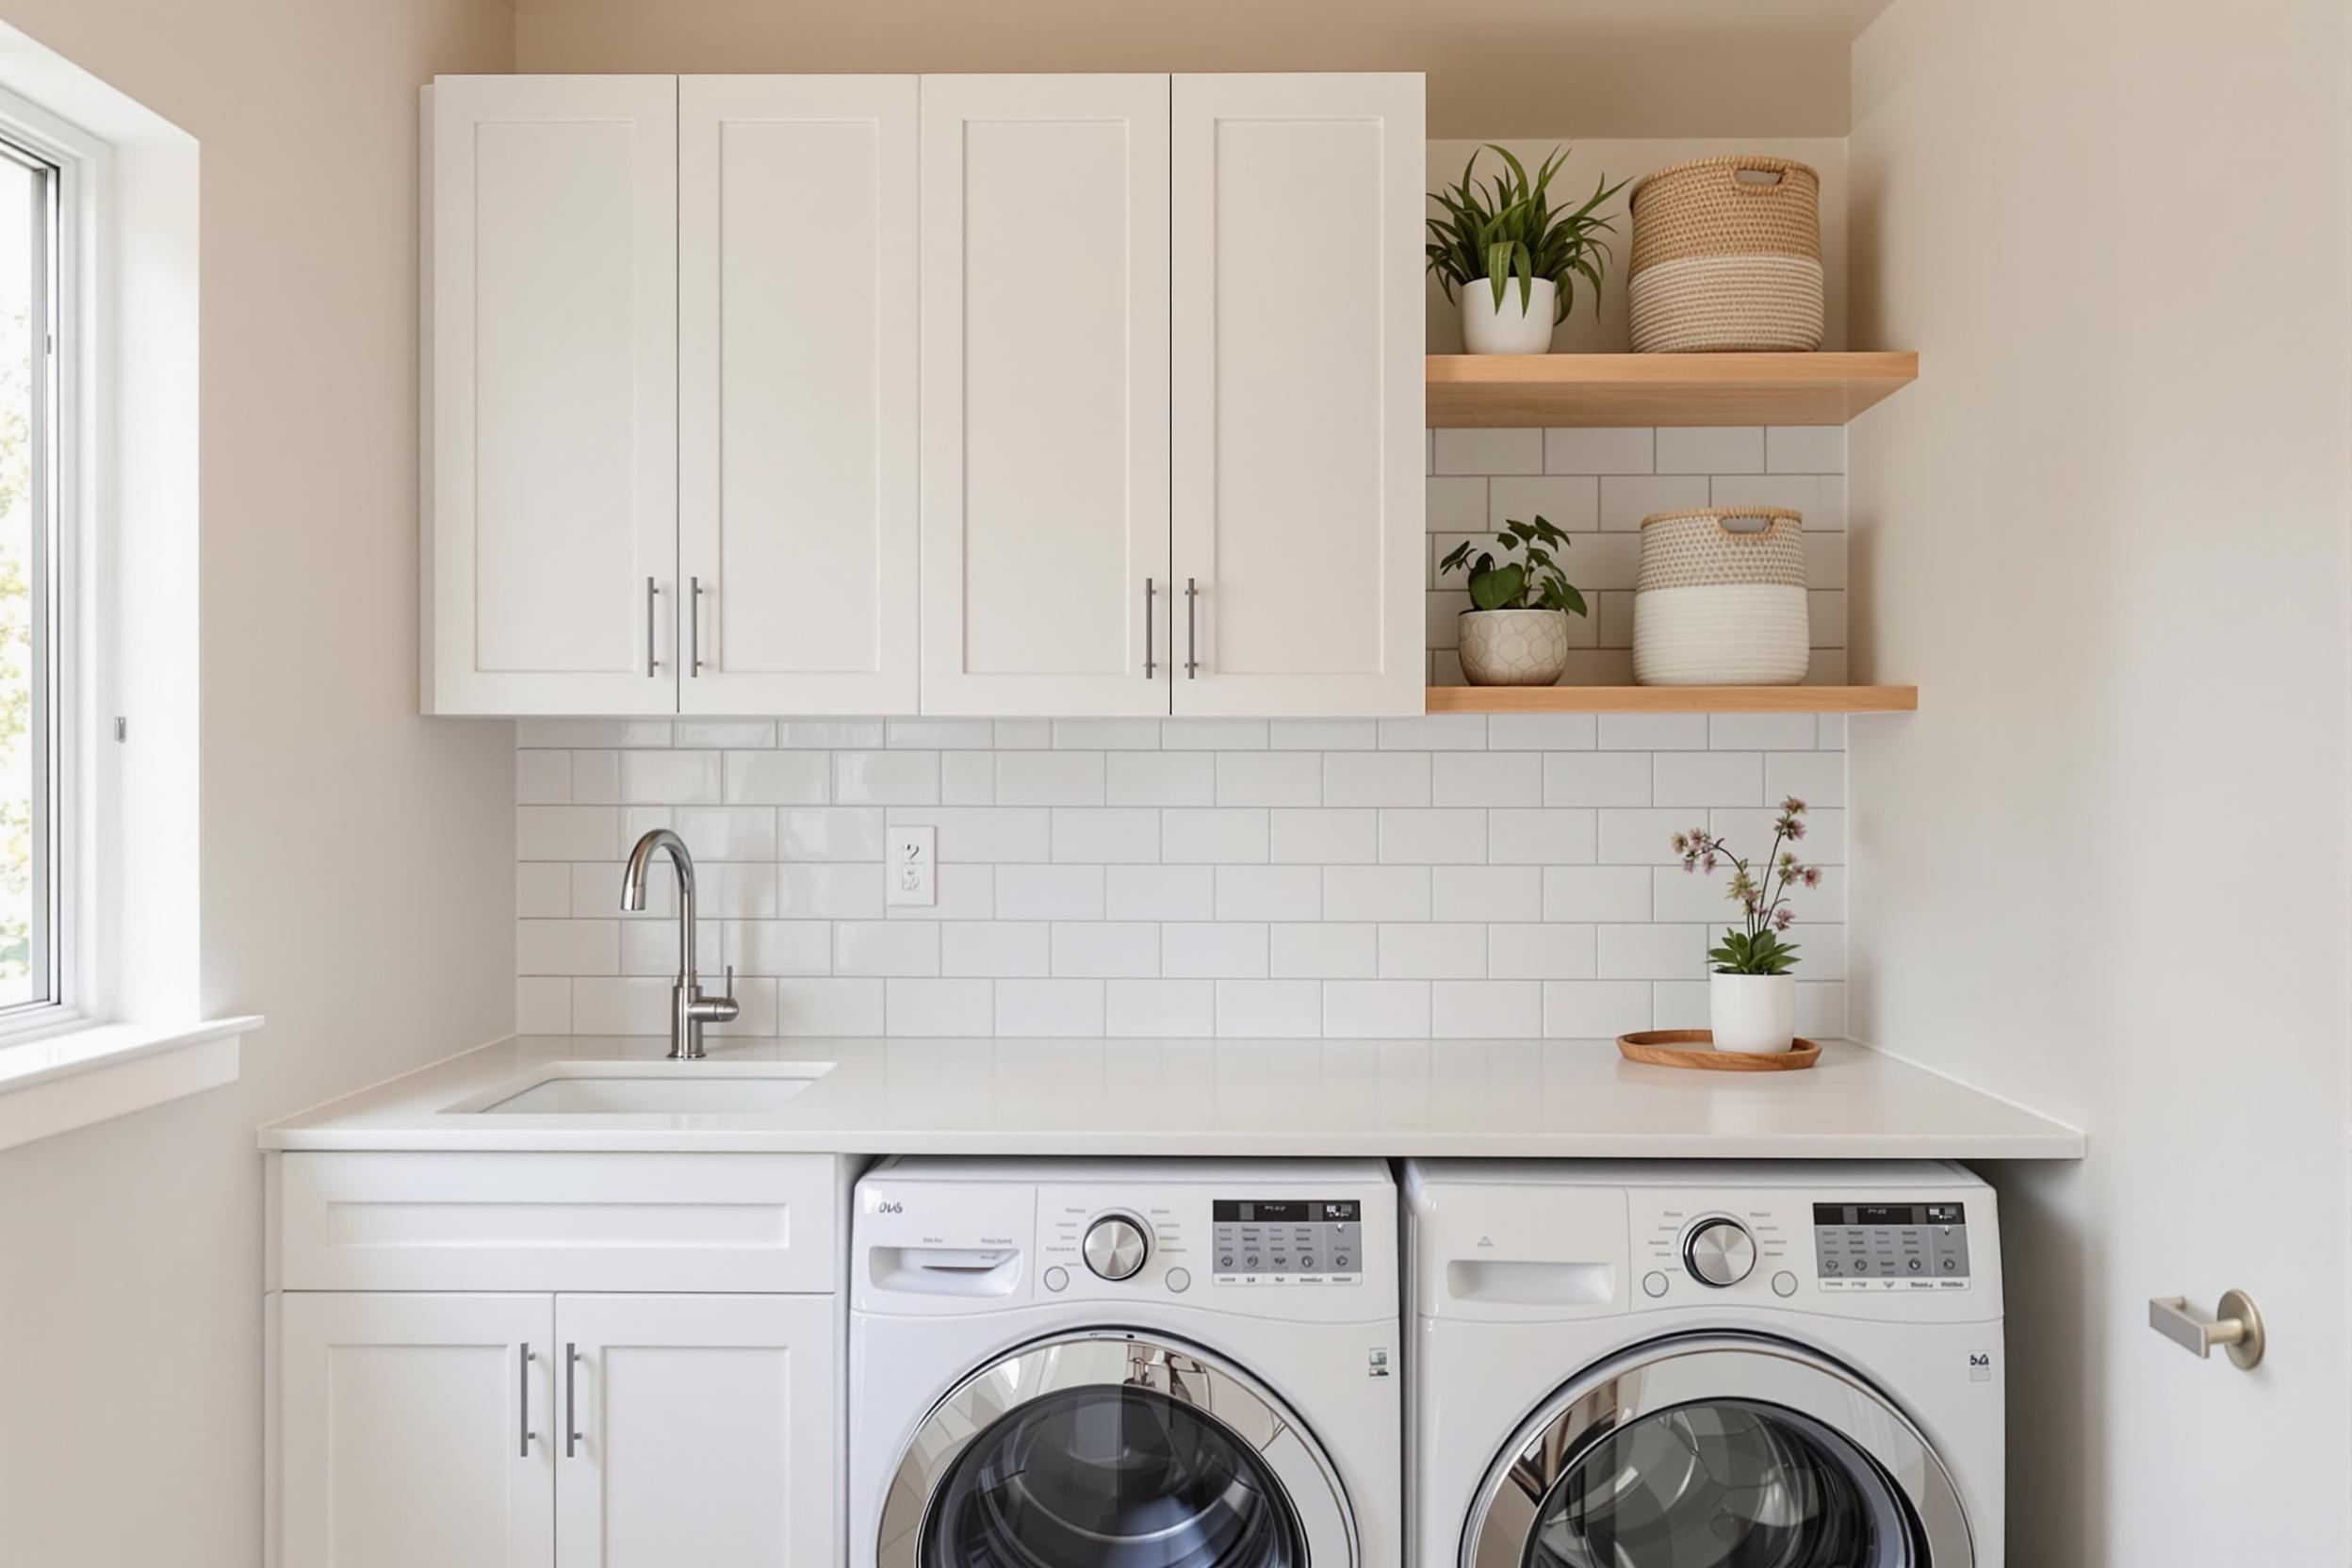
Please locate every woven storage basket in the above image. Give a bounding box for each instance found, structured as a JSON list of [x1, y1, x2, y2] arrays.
[[1628, 156, 1823, 353], [1633, 508, 1810, 685]]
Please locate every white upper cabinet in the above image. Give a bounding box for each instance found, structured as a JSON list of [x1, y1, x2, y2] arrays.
[[553, 1294, 837, 1568], [679, 77, 920, 715], [919, 75, 1172, 715], [1171, 74, 1426, 716], [427, 75, 678, 715]]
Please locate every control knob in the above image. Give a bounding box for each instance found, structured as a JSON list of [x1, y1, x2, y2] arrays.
[[1084, 1215, 1150, 1282], [1683, 1217, 1757, 1288]]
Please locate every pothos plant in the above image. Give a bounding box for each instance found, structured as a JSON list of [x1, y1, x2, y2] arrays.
[[1438, 515, 1589, 616], [1672, 798, 1823, 975], [1426, 144, 1628, 322]]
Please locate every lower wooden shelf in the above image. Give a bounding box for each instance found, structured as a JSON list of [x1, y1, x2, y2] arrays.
[[1426, 685, 1918, 714]]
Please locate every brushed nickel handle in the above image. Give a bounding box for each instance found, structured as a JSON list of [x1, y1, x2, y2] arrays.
[[518, 1345, 536, 1456], [564, 1343, 580, 1458], [1184, 577, 1199, 679], [1143, 578, 1156, 679], [645, 578, 660, 678], [2149, 1290, 2265, 1369], [689, 577, 704, 678]]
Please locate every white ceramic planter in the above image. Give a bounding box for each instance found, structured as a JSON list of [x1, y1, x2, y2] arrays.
[[1457, 609, 1571, 686], [1709, 971, 1796, 1054], [1459, 277, 1557, 354]]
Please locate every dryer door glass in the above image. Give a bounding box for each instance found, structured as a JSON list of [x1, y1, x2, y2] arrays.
[[922, 1383, 1306, 1568], [1522, 1399, 1918, 1568]]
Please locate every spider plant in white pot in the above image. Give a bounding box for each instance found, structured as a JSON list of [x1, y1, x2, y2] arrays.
[[1427, 145, 1626, 354], [1439, 515, 1588, 686], [1673, 800, 1823, 1053]]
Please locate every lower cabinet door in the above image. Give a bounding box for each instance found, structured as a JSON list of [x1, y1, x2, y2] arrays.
[[554, 1294, 837, 1567], [279, 1292, 556, 1568]]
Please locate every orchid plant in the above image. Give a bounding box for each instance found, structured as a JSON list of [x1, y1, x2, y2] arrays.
[[1672, 798, 1822, 976]]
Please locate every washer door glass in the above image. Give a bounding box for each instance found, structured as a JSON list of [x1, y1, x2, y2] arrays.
[[1522, 1398, 1919, 1568], [922, 1382, 1307, 1568]]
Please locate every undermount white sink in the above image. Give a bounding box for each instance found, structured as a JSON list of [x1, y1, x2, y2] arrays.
[[457, 1061, 834, 1115]]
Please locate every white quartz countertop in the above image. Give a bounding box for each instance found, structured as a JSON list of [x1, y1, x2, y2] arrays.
[[259, 1035, 2083, 1159]]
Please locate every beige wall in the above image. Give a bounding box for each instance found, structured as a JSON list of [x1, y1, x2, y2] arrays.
[[1846, 0, 2350, 1560], [514, 0, 1876, 138], [0, 1, 514, 1563]]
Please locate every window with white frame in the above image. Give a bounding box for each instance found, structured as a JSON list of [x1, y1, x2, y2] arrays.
[[0, 128, 62, 1021]]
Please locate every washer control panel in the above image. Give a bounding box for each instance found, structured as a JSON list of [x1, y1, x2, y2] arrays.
[[1812, 1201, 1971, 1291], [1211, 1199, 1364, 1286]]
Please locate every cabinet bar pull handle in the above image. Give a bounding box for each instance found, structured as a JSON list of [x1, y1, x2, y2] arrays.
[[1184, 578, 1199, 678], [2149, 1290, 2266, 1368], [690, 577, 704, 678], [1144, 579, 1156, 679], [519, 1345, 536, 1456], [564, 1343, 580, 1457], [645, 578, 660, 678]]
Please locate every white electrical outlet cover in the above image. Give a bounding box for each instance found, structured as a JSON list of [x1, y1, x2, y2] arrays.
[[888, 825, 937, 906]]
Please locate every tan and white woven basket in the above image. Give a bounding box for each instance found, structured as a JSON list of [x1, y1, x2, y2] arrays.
[[1627, 156, 1824, 354], [1633, 508, 1810, 685]]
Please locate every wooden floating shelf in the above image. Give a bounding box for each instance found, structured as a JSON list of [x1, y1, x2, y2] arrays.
[[1426, 685, 1919, 714], [1426, 351, 1919, 429]]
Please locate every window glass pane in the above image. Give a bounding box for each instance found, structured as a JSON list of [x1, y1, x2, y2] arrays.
[[0, 151, 46, 1008], [1526, 1400, 1919, 1568]]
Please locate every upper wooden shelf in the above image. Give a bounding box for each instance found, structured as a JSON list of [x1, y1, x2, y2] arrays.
[[1427, 685, 1918, 714], [1426, 351, 1919, 429]]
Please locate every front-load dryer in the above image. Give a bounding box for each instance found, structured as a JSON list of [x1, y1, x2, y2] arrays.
[[1406, 1160, 2002, 1568], [852, 1157, 1402, 1568]]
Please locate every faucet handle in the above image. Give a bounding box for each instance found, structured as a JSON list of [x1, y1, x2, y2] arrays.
[[721, 963, 734, 1000]]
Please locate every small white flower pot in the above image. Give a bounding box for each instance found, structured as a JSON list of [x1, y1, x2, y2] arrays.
[[1459, 277, 1558, 354], [1457, 609, 1571, 686], [1709, 972, 1796, 1054]]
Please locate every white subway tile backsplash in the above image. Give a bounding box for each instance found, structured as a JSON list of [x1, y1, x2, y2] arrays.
[[996, 865, 1106, 921], [1432, 865, 1543, 923], [1432, 752, 1543, 807], [1657, 425, 1764, 474], [1105, 865, 1216, 922], [836, 750, 940, 805], [942, 921, 1050, 978], [887, 978, 994, 1036], [1545, 426, 1654, 474], [1107, 979, 1215, 1037], [996, 979, 1105, 1037], [1216, 980, 1321, 1037], [1323, 866, 1432, 923], [1162, 809, 1270, 864], [514, 429, 1845, 1041], [1107, 751, 1216, 807], [1216, 865, 1321, 922], [1433, 980, 1542, 1038], [1324, 980, 1430, 1037], [1217, 752, 1323, 807], [1377, 923, 1487, 979]]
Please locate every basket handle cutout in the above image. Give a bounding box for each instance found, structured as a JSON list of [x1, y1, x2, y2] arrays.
[[1714, 512, 1784, 541], [1732, 165, 1788, 189]]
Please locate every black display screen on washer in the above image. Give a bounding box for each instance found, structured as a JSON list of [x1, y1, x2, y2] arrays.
[[1811, 1201, 1971, 1287], [1212, 1200, 1360, 1222]]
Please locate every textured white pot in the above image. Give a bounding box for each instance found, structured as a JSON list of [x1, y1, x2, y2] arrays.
[[1709, 972, 1796, 1054], [1457, 609, 1571, 686], [1459, 277, 1557, 354]]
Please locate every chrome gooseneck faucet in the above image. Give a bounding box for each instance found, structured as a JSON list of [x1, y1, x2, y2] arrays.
[[621, 828, 739, 1060]]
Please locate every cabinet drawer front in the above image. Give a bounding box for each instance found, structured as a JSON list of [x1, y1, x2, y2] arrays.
[[280, 1153, 837, 1293]]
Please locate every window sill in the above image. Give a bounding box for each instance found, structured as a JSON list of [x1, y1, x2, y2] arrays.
[[0, 1015, 262, 1152]]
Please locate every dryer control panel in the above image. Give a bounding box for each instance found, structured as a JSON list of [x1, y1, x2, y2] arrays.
[[1811, 1201, 1971, 1291]]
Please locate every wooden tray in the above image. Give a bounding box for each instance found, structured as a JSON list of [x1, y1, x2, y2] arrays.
[[1617, 1030, 1821, 1071]]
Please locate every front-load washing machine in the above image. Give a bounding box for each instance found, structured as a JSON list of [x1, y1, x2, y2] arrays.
[[852, 1158, 1401, 1568], [1407, 1161, 2002, 1568]]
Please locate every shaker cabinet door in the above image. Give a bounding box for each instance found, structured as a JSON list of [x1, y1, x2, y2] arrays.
[[426, 75, 679, 715], [278, 1292, 556, 1568], [1170, 74, 1426, 716], [918, 74, 1172, 715], [679, 76, 920, 715]]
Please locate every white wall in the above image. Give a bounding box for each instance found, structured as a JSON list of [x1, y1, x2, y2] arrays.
[[0, 2, 514, 1563], [1846, 0, 2351, 1560]]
